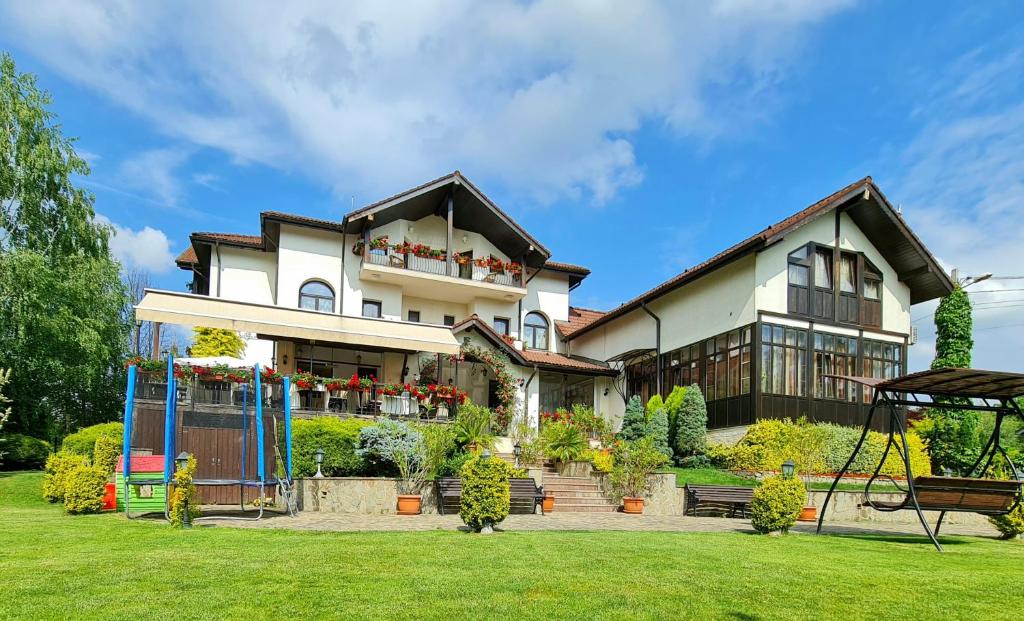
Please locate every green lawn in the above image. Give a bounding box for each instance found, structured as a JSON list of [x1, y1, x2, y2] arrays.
[[666, 467, 901, 492], [2, 471, 1022, 620]]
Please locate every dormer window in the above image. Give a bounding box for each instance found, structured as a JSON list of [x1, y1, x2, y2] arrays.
[[523, 312, 549, 350], [299, 280, 334, 313]]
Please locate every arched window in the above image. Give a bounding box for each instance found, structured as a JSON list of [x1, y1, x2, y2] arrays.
[[523, 312, 549, 350], [299, 280, 335, 313]]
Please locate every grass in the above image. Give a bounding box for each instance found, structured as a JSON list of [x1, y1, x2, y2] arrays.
[[666, 467, 901, 492], [2, 471, 1023, 620]]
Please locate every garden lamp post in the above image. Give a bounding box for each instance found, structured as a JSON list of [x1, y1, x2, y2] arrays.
[[781, 459, 795, 478], [513, 442, 522, 469], [314, 448, 325, 478], [175, 451, 192, 529]]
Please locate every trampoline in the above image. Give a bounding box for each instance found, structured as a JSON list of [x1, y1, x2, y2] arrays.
[[817, 368, 1024, 551], [121, 356, 296, 521]]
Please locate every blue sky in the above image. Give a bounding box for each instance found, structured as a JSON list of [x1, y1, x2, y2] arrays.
[[2, 1, 1022, 371]]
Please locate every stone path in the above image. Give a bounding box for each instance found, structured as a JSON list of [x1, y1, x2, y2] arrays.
[[208, 511, 1000, 539]]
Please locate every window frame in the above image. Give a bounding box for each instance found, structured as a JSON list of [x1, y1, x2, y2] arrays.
[[493, 316, 511, 336], [443, 314, 456, 327], [523, 311, 549, 350], [361, 299, 383, 319], [298, 279, 335, 314], [407, 310, 421, 323]]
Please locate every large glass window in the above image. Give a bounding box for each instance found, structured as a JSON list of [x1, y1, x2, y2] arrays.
[[704, 327, 750, 402], [760, 324, 806, 397], [361, 299, 382, 318], [523, 312, 549, 350], [493, 317, 510, 336], [840, 253, 857, 294], [862, 339, 902, 402], [299, 280, 335, 313], [813, 332, 858, 402], [815, 249, 833, 290]]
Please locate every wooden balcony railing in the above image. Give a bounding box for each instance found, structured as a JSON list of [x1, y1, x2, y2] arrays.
[[363, 248, 523, 287]]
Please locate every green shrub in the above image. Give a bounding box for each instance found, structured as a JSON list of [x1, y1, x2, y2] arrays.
[[750, 475, 805, 534], [541, 420, 587, 463], [358, 419, 422, 477], [876, 431, 932, 477], [582, 448, 614, 473], [62, 465, 108, 514], [60, 422, 123, 457], [41, 451, 89, 503], [459, 453, 515, 532], [610, 437, 668, 500], [673, 384, 705, 460], [570, 403, 610, 439], [169, 454, 201, 526], [989, 504, 1024, 539], [452, 402, 495, 450], [618, 396, 647, 442], [508, 418, 544, 466], [819, 423, 883, 473], [437, 451, 472, 478], [416, 423, 458, 479], [648, 407, 672, 460], [677, 454, 712, 469], [92, 433, 121, 476], [0, 433, 52, 470], [292, 417, 371, 477]]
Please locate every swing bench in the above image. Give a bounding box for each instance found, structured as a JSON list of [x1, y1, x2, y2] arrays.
[[817, 368, 1024, 551]]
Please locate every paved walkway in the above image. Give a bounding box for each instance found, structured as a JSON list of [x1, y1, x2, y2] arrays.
[[207, 511, 1000, 539]]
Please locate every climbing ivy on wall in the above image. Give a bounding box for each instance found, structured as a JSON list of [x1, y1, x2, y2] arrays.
[[459, 343, 519, 433], [931, 286, 973, 370]]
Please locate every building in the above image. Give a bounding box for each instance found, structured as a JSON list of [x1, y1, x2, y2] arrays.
[[138, 172, 951, 433]]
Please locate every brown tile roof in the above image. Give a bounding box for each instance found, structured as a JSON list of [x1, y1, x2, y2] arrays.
[[543, 261, 590, 275], [261, 211, 345, 232], [564, 176, 880, 340], [191, 232, 263, 247], [452, 314, 615, 375], [556, 306, 606, 337], [175, 246, 198, 267]]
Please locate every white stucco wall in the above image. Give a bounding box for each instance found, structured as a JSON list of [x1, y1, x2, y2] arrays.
[[277, 224, 345, 310], [754, 212, 912, 334], [211, 246, 277, 305]]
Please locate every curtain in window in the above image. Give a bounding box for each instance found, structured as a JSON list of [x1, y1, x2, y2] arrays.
[[815, 251, 832, 289], [840, 254, 856, 294]]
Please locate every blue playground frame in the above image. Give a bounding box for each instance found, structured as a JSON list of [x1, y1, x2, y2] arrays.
[[121, 356, 295, 520]]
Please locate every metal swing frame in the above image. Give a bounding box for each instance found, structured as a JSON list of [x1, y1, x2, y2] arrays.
[[816, 368, 1024, 552], [121, 356, 296, 521]]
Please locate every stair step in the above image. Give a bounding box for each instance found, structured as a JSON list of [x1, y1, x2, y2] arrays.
[[551, 504, 618, 513]]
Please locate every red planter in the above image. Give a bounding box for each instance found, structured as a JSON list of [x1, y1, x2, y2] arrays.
[[798, 506, 818, 522], [397, 495, 422, 515], [622, 497, 644, 514], [543, 495, 555, 513]]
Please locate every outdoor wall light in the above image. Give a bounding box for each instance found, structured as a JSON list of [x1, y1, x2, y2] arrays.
[[282, 354, 289, 365], [781, 459, 795, 478], [314, 448, 325, 478], [175, 451, 191, 472], [482, 449, 492, 460], [513, 442, 522, 468]]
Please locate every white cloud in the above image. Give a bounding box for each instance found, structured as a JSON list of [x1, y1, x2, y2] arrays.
[[96, 214, 175, 273], [0, 0, 852, 205], [117, 148, 190, 207], [887, 44, 1024, 373]]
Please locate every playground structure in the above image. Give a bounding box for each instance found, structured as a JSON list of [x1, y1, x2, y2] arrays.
[[120, 357, 295, 520], [818, 368, 1024, 551]]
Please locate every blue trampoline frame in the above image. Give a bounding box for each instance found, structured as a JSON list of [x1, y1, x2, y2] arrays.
[[121, 356, 295, 520]]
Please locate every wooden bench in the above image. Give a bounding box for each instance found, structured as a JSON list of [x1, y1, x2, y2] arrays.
[[684, 484, 755, 518], [869, 476, 1022, 515], [436, 477, 545, 515]]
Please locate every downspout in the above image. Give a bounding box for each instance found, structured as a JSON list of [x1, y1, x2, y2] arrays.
[[214, 241, 222, 297], [640, 301, 662, 397]]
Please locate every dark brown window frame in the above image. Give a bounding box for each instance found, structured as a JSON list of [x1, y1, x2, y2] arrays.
[[362, 299, 383, 318], [523, 311, 549, 350], [298, 279, 335, 313], [493, 316, 511, 336], [786, 242, 883, 328]]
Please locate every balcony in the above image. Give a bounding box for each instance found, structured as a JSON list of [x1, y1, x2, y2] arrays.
[[360, 248, 527, 303]]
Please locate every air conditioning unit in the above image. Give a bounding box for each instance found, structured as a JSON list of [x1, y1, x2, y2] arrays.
[[909, 325, 918, 346]]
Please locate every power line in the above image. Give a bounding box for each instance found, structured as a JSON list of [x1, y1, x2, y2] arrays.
[[911, 303, 1024, 323], [976, 322, 1024, 332], [968, 288, 1024, 294]]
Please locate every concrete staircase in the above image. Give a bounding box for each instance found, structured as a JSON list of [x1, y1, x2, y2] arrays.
[[541, 464, 618, 513]]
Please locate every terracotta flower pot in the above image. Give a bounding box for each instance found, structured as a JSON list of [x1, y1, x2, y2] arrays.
[[622, 497, 645, 514], [397, 494, 422, 515], [798, 505, 818, 522], [543, 495, 555, 513]]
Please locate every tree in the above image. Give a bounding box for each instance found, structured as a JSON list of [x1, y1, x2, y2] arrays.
[[648, 406, 672, 460], [190, 327, 246, 358], [0, 368, 10, 465], [662, 385, 687, 453], [675, 384, 708, 459], [925, 285, 981, 474], [618, 396, 647, 442], [0, 53, 131, 442]]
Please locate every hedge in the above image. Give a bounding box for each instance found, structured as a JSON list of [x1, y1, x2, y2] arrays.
[[42, 451, 90, 503], [750, 475, 805, 534], [0, 433, 52, 470], [62, 465, 108, 514], [459, 453, 516, 532], [710, 418, 931, 477], [60, 422, 123, 457], [292, 417, 373, 477]]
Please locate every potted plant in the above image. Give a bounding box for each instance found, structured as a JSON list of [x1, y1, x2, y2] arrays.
[[260, 366, 283, 384], [452, 403, 495, 451], [541, 420, 588, 475], [357, 419, 428, 515], [293, 371, 319, 390], [610, 437, 668, 514]]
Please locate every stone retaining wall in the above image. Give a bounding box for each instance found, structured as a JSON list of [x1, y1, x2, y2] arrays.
[[296, 477, 441, 514]]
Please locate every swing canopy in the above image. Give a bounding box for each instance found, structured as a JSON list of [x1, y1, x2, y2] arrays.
[[817, 367, 1024, 551]]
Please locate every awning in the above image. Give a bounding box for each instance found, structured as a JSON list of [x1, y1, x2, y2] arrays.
[[606, 348, 656, 363], [135, 289, 460, 354]]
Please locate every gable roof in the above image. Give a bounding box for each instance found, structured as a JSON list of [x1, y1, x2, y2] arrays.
[[177, 233, 264, 271], [556, 306, 606, 338], [565, 177, 953, 340], [342, 171, 551, 268], [451, 314, 616, 376]]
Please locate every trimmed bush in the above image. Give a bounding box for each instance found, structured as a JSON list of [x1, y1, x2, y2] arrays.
[[618, 396, 647, 442], [673, 384, 705, 460], [292, 417, 372, 477], [649, 407, 672, 460], [60, 422, 123, 457], [41, 451, 89, 503], [0, 433, 52, 470], [62, 465, 108, 514], [358, 419, 422, 477], [169, 454, 201, 526], [582, 448, 614, 473], [677, 454, 712, 469], [459, 453, 516, 532], [989, 504, 1024, 540], [92, 433, 121, 476], [750, 475, 805, 534]]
